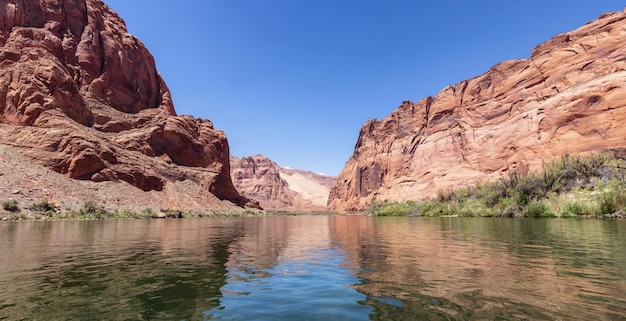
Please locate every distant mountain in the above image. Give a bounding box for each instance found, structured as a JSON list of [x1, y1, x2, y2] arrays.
[[329, 10, 626, 212], [0, 0, 255, 212], [230, 155, 336, 211]]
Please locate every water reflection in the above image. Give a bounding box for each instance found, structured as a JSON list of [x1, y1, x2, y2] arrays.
[[333, 217, 626, 320], [0, 217, 624, 320], [0, 219, 245, 320], [209, 216, 371, 320]]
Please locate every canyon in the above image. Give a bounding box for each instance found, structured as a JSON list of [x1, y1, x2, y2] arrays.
[[328, 10, 626, 212], [230, 154, 336, 211], [3, 1, 626, 215], [0, 0, 255, 211]]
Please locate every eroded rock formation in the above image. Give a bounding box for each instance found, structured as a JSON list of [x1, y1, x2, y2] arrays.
[[0, 0, 253, 208], [231, 155, 336, 211], [329, 10, 626, 212]]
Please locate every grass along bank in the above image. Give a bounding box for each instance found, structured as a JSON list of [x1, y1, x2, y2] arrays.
[[1, 199, 341, 221], [366, 151, 626, 218], [0, 199, 264, 221]]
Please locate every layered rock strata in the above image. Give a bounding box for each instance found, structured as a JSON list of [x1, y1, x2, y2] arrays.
[[0, 0, 252, 208], [231, 155, 336, 211], [329, 10, 626, 212]]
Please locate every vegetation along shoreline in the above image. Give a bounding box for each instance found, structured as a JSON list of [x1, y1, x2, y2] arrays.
[[0, 199, 341, 222], [366, 151, 626, 219], [3, 152, 626, 221]]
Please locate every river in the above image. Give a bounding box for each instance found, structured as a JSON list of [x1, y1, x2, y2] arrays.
[[0, 216, 624, 320]]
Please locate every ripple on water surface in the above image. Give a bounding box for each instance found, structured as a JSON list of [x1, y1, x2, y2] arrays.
[[0, 217, 625, 320]]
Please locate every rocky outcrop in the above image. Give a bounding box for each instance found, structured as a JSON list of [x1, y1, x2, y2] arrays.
[[231, 155, 336, 211], [328, 10, 626, 212], [0, 0, 252, 208]]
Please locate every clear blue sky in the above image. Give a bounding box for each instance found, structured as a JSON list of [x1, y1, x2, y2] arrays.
[[105, 0, 624, 176]]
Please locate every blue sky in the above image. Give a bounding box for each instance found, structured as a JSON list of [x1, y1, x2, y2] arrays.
[[105, 1, 625, 176]]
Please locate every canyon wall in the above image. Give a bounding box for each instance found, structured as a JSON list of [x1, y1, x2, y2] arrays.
[[0, 0, 254, 209], [231, 155, 336, 211], [329, 11, 626, 212]]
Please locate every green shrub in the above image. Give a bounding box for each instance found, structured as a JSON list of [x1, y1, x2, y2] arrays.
[[29, 199, 58, 216], [421, 202, 453, 217], [457, 198, 483, 217], [500, 205, 523, 218], [479, 208, 501, 217], [571, 153, 610, 182], [595, 190, 626, 215], [366, 202, 398, 216], [2, 200, 19, 212], [515, 174, 547, 201], [57, 210, 78, 220], [436, 189, 456, 202], [79, 201, 108, 219], [475, 182, 504, 207], [141, 208, 157, 218], [561, 201, 592, 217], [614, 190, 626, 210], [523, 201, 555, 218], [111, 209, 143, 219], [358, 152, 626, 218], [162, 209, 184, 218]]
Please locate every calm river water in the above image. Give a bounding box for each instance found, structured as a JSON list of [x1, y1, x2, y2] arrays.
[[0, 216, 624, 320]]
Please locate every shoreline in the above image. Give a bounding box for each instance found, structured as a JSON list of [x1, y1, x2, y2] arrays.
[[0, 203, 344, 222], [2, 209, 623, 222]]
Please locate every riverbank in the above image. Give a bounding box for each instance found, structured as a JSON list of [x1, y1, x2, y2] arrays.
[[0, 199, 341, 222], [5, 152, 626, 221], [367, 151, 626, 219]]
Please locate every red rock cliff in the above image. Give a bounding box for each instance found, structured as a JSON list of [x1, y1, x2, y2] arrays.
[[231, 155, 336, 211], [0, 0, 252, 207], [328, 11, 626, 212]]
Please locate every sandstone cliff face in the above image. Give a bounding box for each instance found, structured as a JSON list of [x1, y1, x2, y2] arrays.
[[0, 0, 251, 208], [329, 11, 626, 212], [231, 155, 336, 211]]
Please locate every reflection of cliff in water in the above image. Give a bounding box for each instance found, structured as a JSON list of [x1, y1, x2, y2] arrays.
[[225, 216, 304, 271], [206, 216, 372, 320], [0, 220, 246, 320], [1, 217, 624, 320], [220, 216, 336, 288], [328, 217, 626, 320]]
